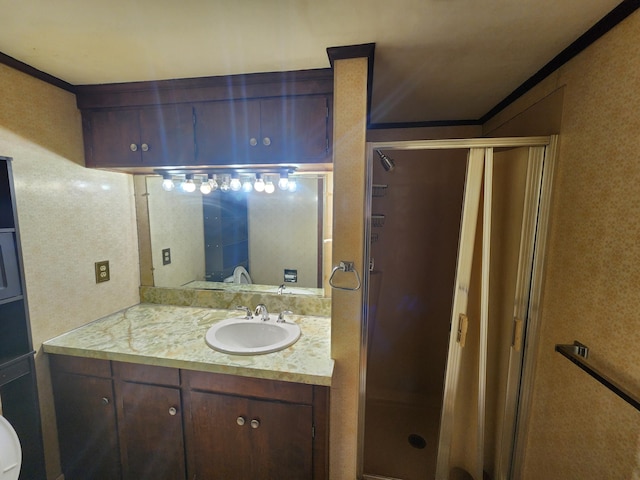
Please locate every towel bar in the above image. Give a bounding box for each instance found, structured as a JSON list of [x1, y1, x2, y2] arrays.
[[555, 341, 639, 411]]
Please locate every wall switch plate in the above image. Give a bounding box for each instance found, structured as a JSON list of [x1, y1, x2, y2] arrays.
[[162, 248, 171, 265], [95, 260, 110, 283]]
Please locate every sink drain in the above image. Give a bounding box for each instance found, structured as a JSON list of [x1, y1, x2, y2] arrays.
[[408, 433, 426, 449]]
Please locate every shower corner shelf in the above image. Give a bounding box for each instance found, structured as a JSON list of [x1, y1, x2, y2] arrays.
[[372, 214, 385, 228], [372, 184, 388, 198]]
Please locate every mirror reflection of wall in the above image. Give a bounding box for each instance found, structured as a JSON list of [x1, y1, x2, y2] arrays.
[[143, 175, 327, 292]]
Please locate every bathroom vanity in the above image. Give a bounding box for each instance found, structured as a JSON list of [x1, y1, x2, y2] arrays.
[[43, 304, 333, 480]]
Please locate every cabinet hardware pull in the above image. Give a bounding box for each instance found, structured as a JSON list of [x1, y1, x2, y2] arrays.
[[101, 397, 109, 405], [169, 406, 177, 416], [250, 419, 260, 429], [262, 137, 271, 146], [236, 416, 246, 426], [249, 138, 258, 147], [141, 143, 149, 152], [129, 144, 138, 152]]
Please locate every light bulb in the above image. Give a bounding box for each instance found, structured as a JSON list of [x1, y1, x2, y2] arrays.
[[200, 180, 212, 194], [278, 175, 289, 190], [254, 176, 265, 192], [220, 175, 230, 192], [242, 178, 253, 192], [230, 176, 242, 191], [287, 178, 297, 192], [161, 177, 175, 192], [265, 180, 275, 194], [209, 175, 219, 192], [181, 176, 196, 193]]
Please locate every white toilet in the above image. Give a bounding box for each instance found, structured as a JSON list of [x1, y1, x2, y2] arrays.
[[0, 416, 21, 480], [223, 265, 252, 284]]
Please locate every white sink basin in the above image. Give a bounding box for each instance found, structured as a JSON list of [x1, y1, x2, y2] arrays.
[[205, 315, 301, 355]]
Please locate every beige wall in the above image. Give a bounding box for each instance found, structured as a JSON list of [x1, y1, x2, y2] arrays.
[[484, 10, 640, 480], [330, 57, 368, 479], [0, 64, 140, 479]]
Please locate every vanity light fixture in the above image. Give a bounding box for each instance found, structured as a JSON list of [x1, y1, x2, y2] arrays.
[[254, 174, 266, 193], [200, 174, 213, 194], [229, 173, 242, 192], [278, 171, 289, 190], [161, 174, 175, 192], [219, 174, 231, 192], [181, 174, 196, 193], [241, 176, 254, 192], [287, 177, 297, 192], [264, 177, 275, 194]]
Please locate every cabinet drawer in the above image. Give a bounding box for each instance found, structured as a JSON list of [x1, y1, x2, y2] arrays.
[[50, 355, 112, 378], [0, 356, 30, 387], [114, 361, 180, 386], [184, 370, 313, 404]]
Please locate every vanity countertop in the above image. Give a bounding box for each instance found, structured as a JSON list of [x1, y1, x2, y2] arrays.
[[42, 303, 334, 386]]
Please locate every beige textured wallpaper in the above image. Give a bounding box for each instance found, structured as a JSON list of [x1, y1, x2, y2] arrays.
[[0, 64, 140, 479], [484, 10, 640, 480], [330, 56, 368, 479], [146, 175, 205, 287]]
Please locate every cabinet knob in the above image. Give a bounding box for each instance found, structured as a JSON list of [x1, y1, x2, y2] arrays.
[[169, 406, 177, 416], [249, 137, 258, 147], [236, 416, 246, 426], [262, 137, 271, 146], [129, 143, 138, 152], [101, 397, 109, 405], [141, 143, 149, 152], [250, 419, 260, 429]]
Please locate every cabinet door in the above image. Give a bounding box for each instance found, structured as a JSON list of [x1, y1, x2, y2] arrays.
[[194, 100, 260, 164], [117, 381, 186, 480], [260, 96, 330, 163], [189, 391, 313, 480], [51, 372, 120, 480], [139, 104, 195, 166], [84, 109, 141, 167]]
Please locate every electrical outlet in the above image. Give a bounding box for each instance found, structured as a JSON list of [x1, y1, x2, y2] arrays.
[[95, 260, 110, 283], [162, 248, 171, 265]]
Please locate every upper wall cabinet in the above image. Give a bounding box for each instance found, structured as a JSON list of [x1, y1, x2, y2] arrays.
[[83, 104, 195, 168], [76, 69, 334, 172], [194, 95, 330, 165]]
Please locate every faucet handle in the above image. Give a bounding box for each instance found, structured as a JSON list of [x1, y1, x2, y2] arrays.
[[235, 305, 253, 319], [277, 310, 293, 323]]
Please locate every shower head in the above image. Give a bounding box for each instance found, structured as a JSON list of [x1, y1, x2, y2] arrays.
[[376, 150, 395, 172]]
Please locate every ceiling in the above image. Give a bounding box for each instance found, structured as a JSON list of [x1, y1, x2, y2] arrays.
[[0, 0, 625, 124]]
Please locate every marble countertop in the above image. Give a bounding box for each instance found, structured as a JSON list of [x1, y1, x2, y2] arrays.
[[43, 303, 334, 386]]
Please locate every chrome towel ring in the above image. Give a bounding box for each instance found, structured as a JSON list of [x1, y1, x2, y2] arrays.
[[329, 261, 361, 291]]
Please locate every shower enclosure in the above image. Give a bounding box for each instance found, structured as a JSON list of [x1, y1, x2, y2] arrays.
[[359, 137, 557, 480]]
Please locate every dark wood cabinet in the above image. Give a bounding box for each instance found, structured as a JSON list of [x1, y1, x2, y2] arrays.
[[184, 370, 328, 480], [0, 156, 46, 480], [194, 95, 331, 165], [189, 391, 313, 479], [50, 356, 120, 480], [113, 362, 186, 480], [49, 355, 329, 480], [76, 69, 333, 171], [83, 104, 195, 168]]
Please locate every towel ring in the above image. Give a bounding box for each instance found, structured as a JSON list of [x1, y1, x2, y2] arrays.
[[329, 261, 361, 291]]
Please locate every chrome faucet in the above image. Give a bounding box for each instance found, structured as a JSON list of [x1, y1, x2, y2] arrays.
[[235, 305, 253, 319], [277, 310, 293, 323], [254, 304, 269, 321], [277, 284, 286, 295]]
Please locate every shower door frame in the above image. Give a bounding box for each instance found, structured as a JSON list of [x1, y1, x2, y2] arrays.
[[359, 136, 557, 480]]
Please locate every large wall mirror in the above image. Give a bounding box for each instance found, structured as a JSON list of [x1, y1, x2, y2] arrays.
[[136, 172, 333, 298]]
